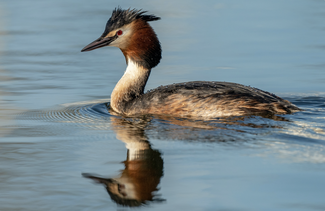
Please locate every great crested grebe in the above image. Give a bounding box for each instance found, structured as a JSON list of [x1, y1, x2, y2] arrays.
[[81, 8, 301, 118]]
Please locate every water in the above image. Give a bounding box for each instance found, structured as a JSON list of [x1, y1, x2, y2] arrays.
[[0, 0, 325, 210]]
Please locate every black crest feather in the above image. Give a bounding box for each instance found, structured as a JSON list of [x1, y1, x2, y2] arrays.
[[103, 7, 160, 35]]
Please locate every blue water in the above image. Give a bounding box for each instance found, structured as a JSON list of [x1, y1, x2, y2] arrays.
[[0, 0, 325, 210]]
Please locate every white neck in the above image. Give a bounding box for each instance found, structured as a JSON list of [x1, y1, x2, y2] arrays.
[[124, 59, 144, 78], [110, 59, 151, 114]]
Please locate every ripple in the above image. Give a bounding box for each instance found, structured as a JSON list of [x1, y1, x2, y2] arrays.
[[13, 100, 117, 138], [15, 97, 325, 146], [20, 101, 112, 124]]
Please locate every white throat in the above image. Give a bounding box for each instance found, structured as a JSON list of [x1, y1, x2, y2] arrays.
[[113, 59, 148, 93], [110, 58, 151, 114], [124, 58, 143, 77]]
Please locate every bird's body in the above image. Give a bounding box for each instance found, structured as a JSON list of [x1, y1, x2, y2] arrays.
[[121, 81, 299, 118], [82, 8, 301, 119]]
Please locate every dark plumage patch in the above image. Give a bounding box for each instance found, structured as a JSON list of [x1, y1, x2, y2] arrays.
[[102, 8, 160, 36]]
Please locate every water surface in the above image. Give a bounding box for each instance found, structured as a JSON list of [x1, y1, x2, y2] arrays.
[[0, 0, 325, 210]]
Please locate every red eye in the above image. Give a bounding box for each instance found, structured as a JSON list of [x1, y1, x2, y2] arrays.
[[117, 30, 123, 36]]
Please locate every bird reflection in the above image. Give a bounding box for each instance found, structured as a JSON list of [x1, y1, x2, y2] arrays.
[[83, 116, 164, 207], [81, 103, 290, 206]]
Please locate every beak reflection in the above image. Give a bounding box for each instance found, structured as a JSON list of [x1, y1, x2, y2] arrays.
[[82, 116, 164, 207]]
